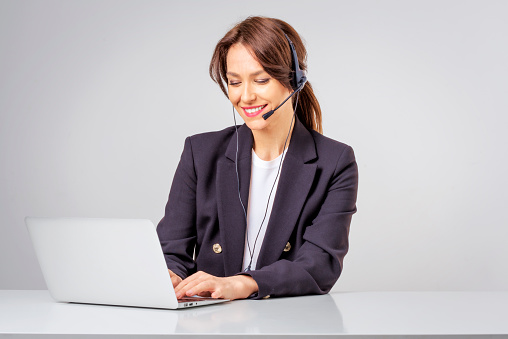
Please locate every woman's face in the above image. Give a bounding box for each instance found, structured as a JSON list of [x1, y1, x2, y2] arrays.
[[226, 43, 292, 132]]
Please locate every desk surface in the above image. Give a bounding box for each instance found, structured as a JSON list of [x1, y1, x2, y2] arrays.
[[1, 290, 507, 338]]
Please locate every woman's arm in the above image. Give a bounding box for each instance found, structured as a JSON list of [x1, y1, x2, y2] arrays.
[[157, 137, 198, 280]]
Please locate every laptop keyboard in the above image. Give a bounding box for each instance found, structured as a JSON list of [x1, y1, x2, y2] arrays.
[[177, 296, 216, 302]]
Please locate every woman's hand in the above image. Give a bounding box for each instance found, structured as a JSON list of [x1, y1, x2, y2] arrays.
[[168, 269, 182, 288], [174, 271, 258, 300]]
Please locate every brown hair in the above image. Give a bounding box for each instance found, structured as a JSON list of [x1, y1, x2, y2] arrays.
[[209, 16, 323, 134]]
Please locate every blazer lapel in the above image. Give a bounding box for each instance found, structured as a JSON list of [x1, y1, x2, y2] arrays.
[[256, 118, 317, 268], [216, 124, 252, 276]]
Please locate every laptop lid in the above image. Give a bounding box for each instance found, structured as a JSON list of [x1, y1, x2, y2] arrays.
[[25, 217, 227, 309]]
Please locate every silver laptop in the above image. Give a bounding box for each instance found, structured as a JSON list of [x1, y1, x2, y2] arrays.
[[25, 217, 229, 309]]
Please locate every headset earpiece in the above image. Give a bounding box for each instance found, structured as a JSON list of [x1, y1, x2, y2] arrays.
[[284, 33, 307, 92]]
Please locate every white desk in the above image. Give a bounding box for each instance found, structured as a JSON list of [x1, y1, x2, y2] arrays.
[[1, 290, 507, 338]]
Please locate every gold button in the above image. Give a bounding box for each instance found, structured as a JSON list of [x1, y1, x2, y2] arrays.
[[212, 243, 222, 254], [263, 295, 271, 299], [283, 242, 291, 252]]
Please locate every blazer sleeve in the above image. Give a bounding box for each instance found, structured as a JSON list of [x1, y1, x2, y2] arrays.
[[156, 137, 197, 280], [244, 145, 358, 299]]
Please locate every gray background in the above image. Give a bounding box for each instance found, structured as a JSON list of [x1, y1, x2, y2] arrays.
[[1, 0, 507, 291]]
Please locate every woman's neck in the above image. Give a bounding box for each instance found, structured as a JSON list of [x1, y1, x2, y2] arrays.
[[252, 116, 295, 161]]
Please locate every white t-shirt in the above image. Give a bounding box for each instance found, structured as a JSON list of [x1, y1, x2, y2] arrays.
[[242, 149, 286, 272]]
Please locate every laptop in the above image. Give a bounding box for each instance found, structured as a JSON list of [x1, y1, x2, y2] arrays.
[[25, 217, 229, 309]]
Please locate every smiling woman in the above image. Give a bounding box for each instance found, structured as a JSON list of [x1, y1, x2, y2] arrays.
[[157, 16, 359, 300], [226, 43, 292, 135]]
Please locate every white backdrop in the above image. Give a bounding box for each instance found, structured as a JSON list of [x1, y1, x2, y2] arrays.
[[1, 0, 507, 291]]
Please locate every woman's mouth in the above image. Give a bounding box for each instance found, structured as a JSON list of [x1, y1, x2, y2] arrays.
[[242, 104, 268, 117]]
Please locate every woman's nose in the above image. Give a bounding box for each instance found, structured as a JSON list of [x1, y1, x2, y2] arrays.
[[241, 83, 256, 103]]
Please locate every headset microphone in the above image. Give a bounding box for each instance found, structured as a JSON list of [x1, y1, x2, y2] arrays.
[[262, 34, 307, 120]]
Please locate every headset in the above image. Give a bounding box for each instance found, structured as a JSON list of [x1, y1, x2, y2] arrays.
[[262, 33, 308, 120], [233, 32, 307, 272]]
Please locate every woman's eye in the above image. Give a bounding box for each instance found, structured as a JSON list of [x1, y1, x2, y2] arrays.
[[228, 81, 240, 86], [255, 79, 269, 84]]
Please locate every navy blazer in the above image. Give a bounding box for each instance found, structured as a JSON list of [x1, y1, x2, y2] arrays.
[[157, 117, 358, 299]]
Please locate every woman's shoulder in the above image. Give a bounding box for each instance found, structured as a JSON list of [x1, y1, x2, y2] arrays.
[[182, 125, 238, 161], [309, 129, 354, 156], [187, 125, 237, 145], [302, 128, 356, 175]]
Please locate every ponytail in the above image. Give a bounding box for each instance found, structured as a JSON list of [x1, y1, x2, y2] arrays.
[[296, 81, 322, 134]]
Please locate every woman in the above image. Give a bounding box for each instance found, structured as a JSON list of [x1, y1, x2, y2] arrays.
[[157, 16, 358, 300]]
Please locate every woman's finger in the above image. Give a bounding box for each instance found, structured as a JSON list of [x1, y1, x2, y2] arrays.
[[168, 269, 182, 288], [170, 275, 181, 288], [174, 272, 200, 293], [185, 279, 220, 298], [175, 271, 210, 297], [186, 277, 232, 299]]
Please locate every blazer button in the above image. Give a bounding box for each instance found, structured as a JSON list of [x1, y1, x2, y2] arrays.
[[263, 295, 271, 299], [283, 242, 291, 252], [212, 243, 222, 254]]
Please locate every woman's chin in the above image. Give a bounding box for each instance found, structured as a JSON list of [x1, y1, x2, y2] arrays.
[[243, 119, 269, 131]]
